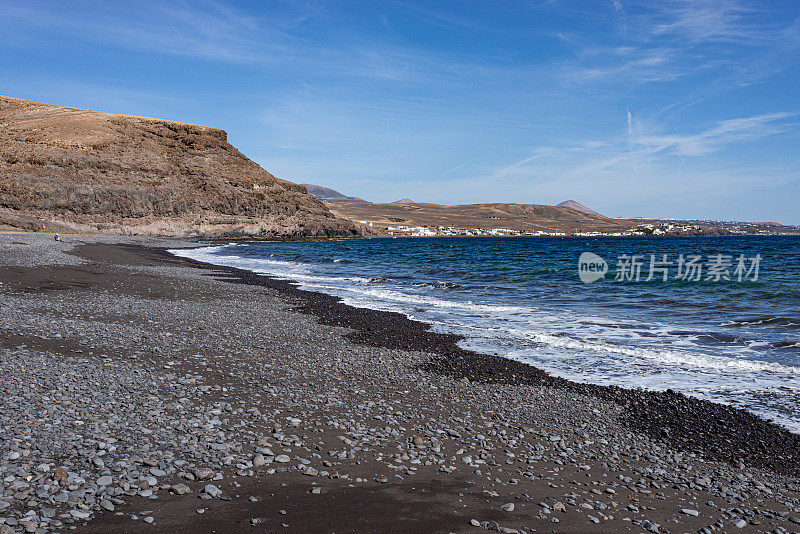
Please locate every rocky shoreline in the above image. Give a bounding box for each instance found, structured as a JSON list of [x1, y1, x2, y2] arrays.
[[1, 234, 799, 533]]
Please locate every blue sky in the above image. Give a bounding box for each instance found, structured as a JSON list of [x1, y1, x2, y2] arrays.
[[2, 1, 799, 223]]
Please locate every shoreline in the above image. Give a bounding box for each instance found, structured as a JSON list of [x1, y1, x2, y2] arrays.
[[2, 234, 800, 533], [5, 229, 800, 239], [162, 243, 800, 477]]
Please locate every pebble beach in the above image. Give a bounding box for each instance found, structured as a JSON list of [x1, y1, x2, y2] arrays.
[[2, 234, 800, 533]]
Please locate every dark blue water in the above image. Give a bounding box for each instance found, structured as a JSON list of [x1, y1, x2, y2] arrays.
[[173, 236, 800, 431]]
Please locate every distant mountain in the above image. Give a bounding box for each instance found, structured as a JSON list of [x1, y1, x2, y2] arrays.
[[391, 198, 415, 204], [556, 200, 603, 217], [301, 184, 370, 203], [328, 201, 632, 234]]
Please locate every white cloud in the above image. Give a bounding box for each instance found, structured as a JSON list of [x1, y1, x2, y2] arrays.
[[437, 160, 471, 178], [634, 112, 798, 156], [1, 0, 293, 64], [646, 0, 765, 44], [560, 0, 799, 93], [491, 154, 543, 180]]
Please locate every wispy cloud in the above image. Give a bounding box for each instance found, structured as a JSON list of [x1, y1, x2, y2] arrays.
[[559, 0, 800, 93], [485, 111, 799, 195], [634, 112, 798, 156], [437, 160, 471, 178], [645, 0, 766, 44], [564, 47, 683, 84], [612, 0, 627, 36], [2, 0, 293, 64], [395, 1, 480, 32], [490, 154, 543, 180]]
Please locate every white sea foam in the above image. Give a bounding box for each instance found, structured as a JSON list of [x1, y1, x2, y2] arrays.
[[319, 285, 525, 313], [171, 246, 523, 314], [525, 332, 800, 375], [171, 244, 800, 432], [423, 318, 800, 376], [170, 246, 299, 273]]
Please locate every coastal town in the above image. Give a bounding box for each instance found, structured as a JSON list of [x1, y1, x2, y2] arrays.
[[380, 222, 705, 237], [623, 218, 800, 236]]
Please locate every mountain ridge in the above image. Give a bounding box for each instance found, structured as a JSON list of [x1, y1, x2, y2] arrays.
[[301, 184, 370, 203], [325, 199, 632, 234], [556, 200, 603, 217]]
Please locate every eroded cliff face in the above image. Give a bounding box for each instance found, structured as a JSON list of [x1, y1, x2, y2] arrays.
[[0, 95, 362, 238]]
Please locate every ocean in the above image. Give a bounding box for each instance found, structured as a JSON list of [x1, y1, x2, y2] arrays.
[[172, 236, 800, 432]]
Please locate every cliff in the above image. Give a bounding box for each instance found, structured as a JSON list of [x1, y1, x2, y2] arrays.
[[0, 95, 361, 238]]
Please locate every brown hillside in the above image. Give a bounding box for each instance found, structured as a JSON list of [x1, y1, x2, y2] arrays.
[[0, 95, 360, 238], [327, 201, 632, 234], [301, 184, 370, 203], [556, 199, 604, 217]]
